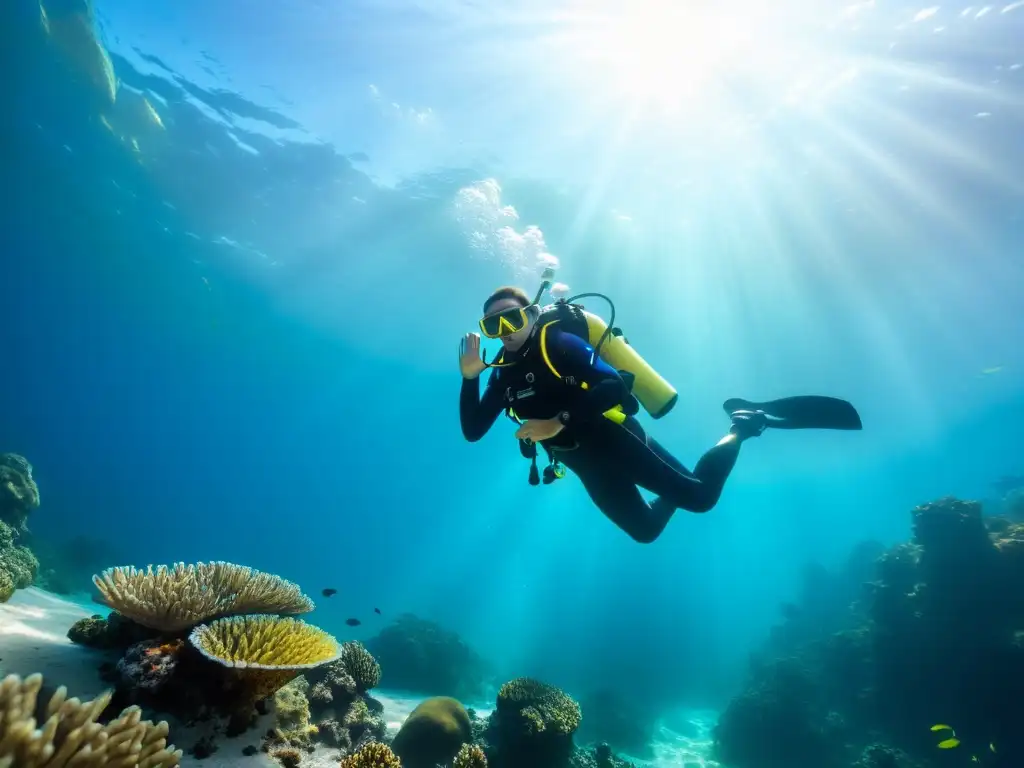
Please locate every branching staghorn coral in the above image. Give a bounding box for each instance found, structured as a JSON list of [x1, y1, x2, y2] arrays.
[[339, 741, 401, 768], [92, 561, 315, 632], [0, 672, 182, 768], [189, 615, 340, 702]]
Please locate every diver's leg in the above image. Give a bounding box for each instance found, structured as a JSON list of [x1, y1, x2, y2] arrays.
[[612, 412, 767, 513], [558, 449, 674, 543]]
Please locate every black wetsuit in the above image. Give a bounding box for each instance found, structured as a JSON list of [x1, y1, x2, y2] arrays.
[[460, 327, 742, 543]]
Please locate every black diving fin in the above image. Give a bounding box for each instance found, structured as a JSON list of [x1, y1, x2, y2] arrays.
[[723, 396, 862, 431]]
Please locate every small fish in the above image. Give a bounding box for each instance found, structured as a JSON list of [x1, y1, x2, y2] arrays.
[[374, 607, 381, 614], [930, 724, 953, 732], [345, 618, 361, 627], [321, 588, 337, 598], [937, 738, 960, 749], [971, 757, 979, 763], [990, 743, 997, 753], [981, 366, 1002, 376]]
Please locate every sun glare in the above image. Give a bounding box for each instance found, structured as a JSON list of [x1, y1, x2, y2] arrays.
[[553, 0, 831, 118]]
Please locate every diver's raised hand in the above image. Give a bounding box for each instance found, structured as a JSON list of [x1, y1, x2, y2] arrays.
[[459, 332, 487, 379]]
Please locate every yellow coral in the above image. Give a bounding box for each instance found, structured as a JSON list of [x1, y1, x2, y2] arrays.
[[0, 672, 182, 767], [341, 641, 382, 691], [339, 742, 401, 768], [190, 615, 340, 669], [496, 677, 581, 736], [453, 742, 488, 768], [190, 616, 340, 701], [93, 561, 315, 632]]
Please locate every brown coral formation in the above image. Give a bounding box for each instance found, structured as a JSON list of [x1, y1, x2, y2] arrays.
[[453, 742, 489, 768], [0, 453, 40, 533], [0, 520, 39, 604], [715, 496, 1024, 768], [0, 672, 182, 767], [339, 742, 401, 768], [391, 696, 472, 768]]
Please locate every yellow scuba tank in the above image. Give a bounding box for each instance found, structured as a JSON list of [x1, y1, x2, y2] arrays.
[[578, 309, 678, 419]]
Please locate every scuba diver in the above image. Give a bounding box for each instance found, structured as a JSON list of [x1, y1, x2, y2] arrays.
[[458, 269, 863, 543]]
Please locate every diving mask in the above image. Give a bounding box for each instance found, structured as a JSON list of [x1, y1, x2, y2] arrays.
[[479, 304, 540, 339]]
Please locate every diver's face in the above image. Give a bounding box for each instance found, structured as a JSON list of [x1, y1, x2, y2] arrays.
[[483, 298, 535, 351]]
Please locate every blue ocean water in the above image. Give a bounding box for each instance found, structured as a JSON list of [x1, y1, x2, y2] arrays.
[[3, 0, 1024, 764]]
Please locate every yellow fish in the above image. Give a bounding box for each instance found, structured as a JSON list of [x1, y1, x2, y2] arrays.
[[937, 738, 960, 749], [930, 724, 953, 732]]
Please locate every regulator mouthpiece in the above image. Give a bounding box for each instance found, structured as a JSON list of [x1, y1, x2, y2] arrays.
[[533, 265, 557, 305]]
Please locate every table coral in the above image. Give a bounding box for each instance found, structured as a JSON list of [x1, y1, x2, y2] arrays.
[[93, 561, 315, 632]]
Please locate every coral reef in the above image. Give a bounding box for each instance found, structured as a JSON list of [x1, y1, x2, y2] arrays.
[[453, 742, 489, 768], [715, 496, 1024, 768], [341, 640, 382, 692], [391, 696, 472, 768], [93, 561, 315, 632], [339, 742, 401, 768], [0, 672, 182, 767], [295, 637, 388, 756], [68, 611, 156, 649], [365, 613, 492, 699], [64, 561, 337, 739], [0, 520, 39, 603], [271, 677, 315, 747], [485, 677, 582, 768], [0, 453, 40, 532]]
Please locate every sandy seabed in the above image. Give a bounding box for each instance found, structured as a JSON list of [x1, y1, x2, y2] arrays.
[[0, 588, 718, 767]]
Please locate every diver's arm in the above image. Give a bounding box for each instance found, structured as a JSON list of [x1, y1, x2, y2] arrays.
[[460, 373, 505, 442], [556, 332, 631, 423]]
